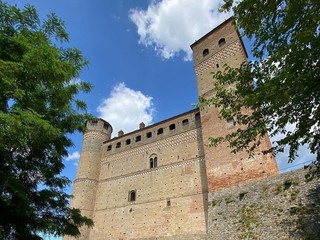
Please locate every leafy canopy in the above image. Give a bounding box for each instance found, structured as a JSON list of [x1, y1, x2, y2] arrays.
[[0, 1, 94, 239], [199, 0, 320, 176]]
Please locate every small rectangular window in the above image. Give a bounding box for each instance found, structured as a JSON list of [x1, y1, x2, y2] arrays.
[[116, 142, 121, 148], [169, 124, 176, 130], [135, 135, 141, 142], [157, 128, 163, 135], [103, 122, 109, 130], [182, 119, 189, 126], [91, 120, 98, 126], [126, 139, 131, 145], [166, 199, 171, 207], [146, 132, 152, 138], [107, 145, 112, 151]]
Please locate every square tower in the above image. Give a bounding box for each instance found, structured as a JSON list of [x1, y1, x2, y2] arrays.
[[191, 18, 278, 192]]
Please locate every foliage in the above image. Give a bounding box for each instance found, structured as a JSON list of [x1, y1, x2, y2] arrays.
[[0, 1, 94, 239], [199, 0, 320, 175]]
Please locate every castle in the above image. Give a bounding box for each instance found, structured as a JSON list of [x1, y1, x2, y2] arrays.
[[65, 18, 280, 240]]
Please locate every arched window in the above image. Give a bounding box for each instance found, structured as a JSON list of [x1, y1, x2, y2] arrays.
[[218, 38, 226, 47], [202, 48, 209, 57], [129, 190, 136, 202], [150, 155, 158, 169]]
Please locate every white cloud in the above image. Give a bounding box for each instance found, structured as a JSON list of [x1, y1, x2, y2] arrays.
[[65, 151, 80, 162], [129, 0, 231, 60], [97, 83, 155, 137]]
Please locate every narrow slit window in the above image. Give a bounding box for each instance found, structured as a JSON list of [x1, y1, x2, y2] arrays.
[[167, 199, 171, 207], [129, 190, 136, 202], [195, 112, 200, 121]]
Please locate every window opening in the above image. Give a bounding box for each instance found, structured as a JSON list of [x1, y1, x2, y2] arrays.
[[216, 63, 219, 68], [116, 142, 121, 148], [195, 112, 200, 121], [150, 157, 158, 169], [135, 135, 141, 142], [218, 38, 226, 47], [166, 199, 171, 207], [157, 128, 163, 135], [182, 119, 189, 126], [107, 145, 112, 151], [169, 124, 176, 130], [227, 117, 236, 127], [202, 48, 209, 57], [91, 120, 98, 126], [126, 139, 131, 145], [146, 132, 152, 138], [129, 190, 136, 202], [103, 122, 109, 130]]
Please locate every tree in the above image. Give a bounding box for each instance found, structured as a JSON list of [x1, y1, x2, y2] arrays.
[[199, 0, 320, 177], [0, 2, 94, 239]]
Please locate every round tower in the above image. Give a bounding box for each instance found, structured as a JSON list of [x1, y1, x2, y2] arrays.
[[69, 119, 112, 239]]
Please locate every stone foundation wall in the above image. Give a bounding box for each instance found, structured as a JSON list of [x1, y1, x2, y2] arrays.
[[207, 168, 320, 240]]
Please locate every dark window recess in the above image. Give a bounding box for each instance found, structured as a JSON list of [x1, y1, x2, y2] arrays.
[[167, 199, 171, 207], [182, 119, 189, 126], [91, 120, 98, 126], [216, 63, 219, 68], [218, 38, 226, 47], [146, 132, 152, 138], [116, 142, 121, 148], [150, 157, 158, 169], [202, 48, 209, 57], [239, 192, 246, 201], [227, 117, 236, 127], [169, 124, 176, 130], [157, 128, 163, 135], [129, 190, 136, 202], [126, 139, 131, 145], [195, 112, 200, 121], [107, 145, 112, 151], [103, 122, 109, 130], [135, 135, 141, 142]]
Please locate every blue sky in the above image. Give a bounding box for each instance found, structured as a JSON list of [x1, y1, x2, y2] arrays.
[[6, 0, 314, 202]]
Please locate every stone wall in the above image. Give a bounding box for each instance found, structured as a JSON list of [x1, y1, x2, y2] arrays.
[[207, 168, 320, 240], [87, 110, 208, 239]]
